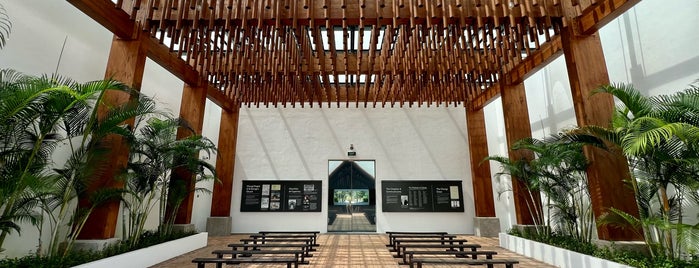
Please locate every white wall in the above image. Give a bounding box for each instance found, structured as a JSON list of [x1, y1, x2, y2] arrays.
[[229, 104, 476, 234], [600, 0, 699, 96]]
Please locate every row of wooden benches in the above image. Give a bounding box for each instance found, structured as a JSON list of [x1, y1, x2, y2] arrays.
[[386, 231, 519, 268], [192, 231, 320, 268]]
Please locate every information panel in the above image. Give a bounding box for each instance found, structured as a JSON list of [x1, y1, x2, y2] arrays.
[[241, 180, 322, 212], [381, 180, 464, 212]]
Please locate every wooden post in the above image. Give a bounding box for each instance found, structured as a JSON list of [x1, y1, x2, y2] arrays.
[[466, 108, 496, 217], [168, 83, 208, 224], [210, 106, 240, 217], [501, 83, 542, 225], [561, 26, 643, 241], [77, 35, 147, 239]]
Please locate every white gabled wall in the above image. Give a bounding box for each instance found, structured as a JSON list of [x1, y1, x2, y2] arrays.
[[227, 105, 476, 234]]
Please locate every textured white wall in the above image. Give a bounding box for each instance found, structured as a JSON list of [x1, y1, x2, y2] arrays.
[[228, 104, 475, 233], [600, 0, 699, 96]]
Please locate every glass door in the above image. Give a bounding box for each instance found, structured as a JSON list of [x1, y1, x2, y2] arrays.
[[327, 160, 376, 232]]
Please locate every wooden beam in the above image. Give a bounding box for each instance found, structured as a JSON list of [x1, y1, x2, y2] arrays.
[[469, 36, 563, 111], [210, 106, 240, 217], [144, 0, 562, 28], [144, 36, 236, 111], [66, 0, 136, 39], [168, 83, 208, 225], [466, 108, 496, 218], [501, 83, 542, 225], [68, 0, 236, 111], [77, 35, 148, 239], [577, 0, 640, 36], [561, 25, 643, 241]]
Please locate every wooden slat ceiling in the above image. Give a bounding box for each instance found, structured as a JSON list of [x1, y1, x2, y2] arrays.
[[69, 0, 638, 110]]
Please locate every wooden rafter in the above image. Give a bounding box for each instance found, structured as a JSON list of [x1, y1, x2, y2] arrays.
[[67, 0, 640, 109]]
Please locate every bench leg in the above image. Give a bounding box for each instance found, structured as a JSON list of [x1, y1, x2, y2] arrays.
[[216, 262, 223, 268], [506, 264, 513, 268], [197, 263, 205, 268], [486, 264, 494, 268]]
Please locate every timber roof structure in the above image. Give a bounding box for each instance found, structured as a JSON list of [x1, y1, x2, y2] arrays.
[[68, 0, 638, 110]]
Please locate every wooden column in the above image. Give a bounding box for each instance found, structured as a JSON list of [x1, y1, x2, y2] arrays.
[[501, 83, 542, 225], [169, 84, 208, 224], [78, 35, 147, 239], [210, 106, 240, 217], [466, 108, 496, 217], [561, 26, 642, 241]]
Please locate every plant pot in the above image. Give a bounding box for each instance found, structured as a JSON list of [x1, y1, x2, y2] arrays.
[[73, 232, 208, 268], [499, 233, 632, 268]]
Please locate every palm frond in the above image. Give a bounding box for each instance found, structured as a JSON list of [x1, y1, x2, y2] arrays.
[[594, 83, 653, 119], [0, 4, 11, 49]]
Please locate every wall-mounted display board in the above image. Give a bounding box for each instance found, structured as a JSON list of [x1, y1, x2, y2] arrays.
[[381, 180, 464, 212], [241, 180, 322, 212]]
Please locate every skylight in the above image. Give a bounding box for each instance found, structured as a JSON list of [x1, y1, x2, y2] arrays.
[[309, 27, 386, 52]]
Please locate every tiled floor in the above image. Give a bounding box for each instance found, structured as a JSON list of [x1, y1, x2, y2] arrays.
[[152, 234, 555, 267]]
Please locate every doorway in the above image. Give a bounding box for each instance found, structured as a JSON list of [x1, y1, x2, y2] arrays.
[[327, 160, 376, 232]]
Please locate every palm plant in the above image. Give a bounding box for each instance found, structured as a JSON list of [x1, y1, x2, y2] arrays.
[[0, 69, 82, 251], [565, 82, 699, 259], [514, 137, 595, 243], [0, 68, 161, 256], [122, 116, 216, 246], [485, 153, 547, 236]]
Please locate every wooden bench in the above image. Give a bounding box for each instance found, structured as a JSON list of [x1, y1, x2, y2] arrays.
[[240, 237, 318, 247], [192, 257, 298, 268], [391, 237, 465, 252], [388, 234, 458, 251], [385, 231, 449, 248], [403, 250, 499, 266], [249, 233, 318, 246], [211, 249, 308, 264], [228, 243, 314, 257], [258, 231, 320, 245], [411, 257, 519, 268], [395, 243, 481, 258]]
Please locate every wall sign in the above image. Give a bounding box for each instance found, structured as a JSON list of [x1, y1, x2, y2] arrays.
[[381, 180, 464, 212], [240, 180, 322, 212]]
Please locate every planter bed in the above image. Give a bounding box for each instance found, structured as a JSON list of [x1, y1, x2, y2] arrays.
[[499, 233, 632, 268], [74, 232, 208, 268]]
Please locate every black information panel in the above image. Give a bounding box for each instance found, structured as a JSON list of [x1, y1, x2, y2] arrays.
[[241, 180, 322, 212], [381, 180, 464, 212]]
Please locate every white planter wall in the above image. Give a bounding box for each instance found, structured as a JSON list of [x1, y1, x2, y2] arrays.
[[499, 233, 633, 268], [74, 232, 207, 268]]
